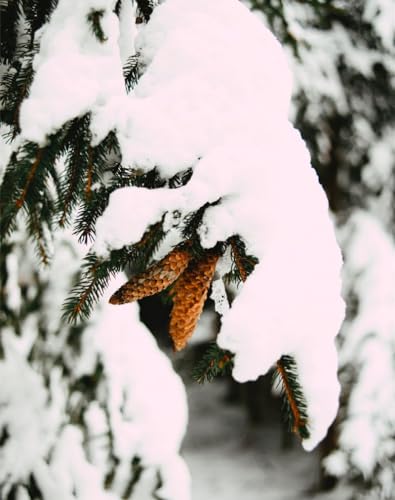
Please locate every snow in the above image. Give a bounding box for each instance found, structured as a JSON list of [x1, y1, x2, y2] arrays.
[[117, 0, 139, 66], [88, 276, 190, 471], [68, 271, 191, 499], [363, 0, 395, 51], [112, 0, 292, 177], [93, 0, 345, 451], [210, 279, 230, 316], [19, 0, 125, 145], [325, 211, 395, 478], [0, 342, 63, 486], [3, 0, 393, 495], [0, 230, 190, 500]]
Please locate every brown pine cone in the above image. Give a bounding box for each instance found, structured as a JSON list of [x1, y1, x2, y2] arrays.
[[109, 247, 191, 304], [169, 251, 220, 351]]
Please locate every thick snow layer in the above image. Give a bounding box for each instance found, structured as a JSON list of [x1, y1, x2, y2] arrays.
[[19, 0, 125, 145], [84, 275, 191, 500], [0, 228, 190, 500], [110, 0, 292, 177], [94, 0, 345, 451], [0, 342, 64, 485]]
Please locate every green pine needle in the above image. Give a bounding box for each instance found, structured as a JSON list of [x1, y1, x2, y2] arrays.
[[274, 355, 310, 440], [192, 343, 234, 384]]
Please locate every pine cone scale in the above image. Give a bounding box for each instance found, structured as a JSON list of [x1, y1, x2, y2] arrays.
[[109, 247, 191, 304], [169, 252, 219, 351]]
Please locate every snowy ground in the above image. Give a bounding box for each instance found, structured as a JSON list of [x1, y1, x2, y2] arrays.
[[182, 379, 353, 500]]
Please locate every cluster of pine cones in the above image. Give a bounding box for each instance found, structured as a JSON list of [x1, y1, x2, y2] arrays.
[[109, 245, 219, 351]]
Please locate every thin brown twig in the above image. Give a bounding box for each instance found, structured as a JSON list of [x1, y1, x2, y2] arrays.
[[229, 237, 248, 282], [276, 360, 304, 434]]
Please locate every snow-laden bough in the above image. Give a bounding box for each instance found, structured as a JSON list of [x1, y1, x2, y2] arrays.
[[93, 0, 346, 451], [20, 0, 345, 451]]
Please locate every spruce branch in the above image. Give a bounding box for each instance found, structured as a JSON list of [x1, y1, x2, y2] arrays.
[[15, 148, 43, 208], [58, 147, 87, 227], [0, 130, 64, 250], [63, 254, 118, 323], [228, 235, 258, 283], [192, 343, 234, 383], [123, 54, 140, 92], [274, 355, 310, 440], [0, 41, 36, 135], [22, 0, 57, 34], [0, 141, 39, 237], [25, 203, 53, 265], [74, 186, 112, 244], [57, 119, 118, 229], [227, 235, 258, 283], [0, 0, 24, 64], [87, 9, 108, 43], [64, 222, 166, 323]]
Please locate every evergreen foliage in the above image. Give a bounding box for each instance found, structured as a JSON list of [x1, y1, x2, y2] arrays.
[[1, 0, 394, 498], [274, 356, 310, 440], [191, 342, 234, 384]]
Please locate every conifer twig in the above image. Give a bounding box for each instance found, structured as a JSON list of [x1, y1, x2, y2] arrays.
[[273, 355, 310, 439], [276, 359, 304, 433], [229, 236, 248, 282], [59, 147, 82, 227], [85, 146, 93, 199], [192, 343, 234, 383], [71, 263, 99, 319], [15, 148, 43, 208]]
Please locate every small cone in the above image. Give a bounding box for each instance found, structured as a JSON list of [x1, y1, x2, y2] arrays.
[[169, 251, 219, 351], [109, 247, 191, 304]]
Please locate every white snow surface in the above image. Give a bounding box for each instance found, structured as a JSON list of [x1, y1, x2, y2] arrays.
[[0, 344, 63, 485], [109, 0, 292, 177], [19, 0, 125, 145], [83, 275, 191, 500], [0, 231, 190, 500], [93, 0, 345, 451]]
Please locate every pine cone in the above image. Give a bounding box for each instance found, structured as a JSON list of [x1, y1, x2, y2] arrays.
[[109, 247, 191, 304], [169, 251, 219, 351]]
